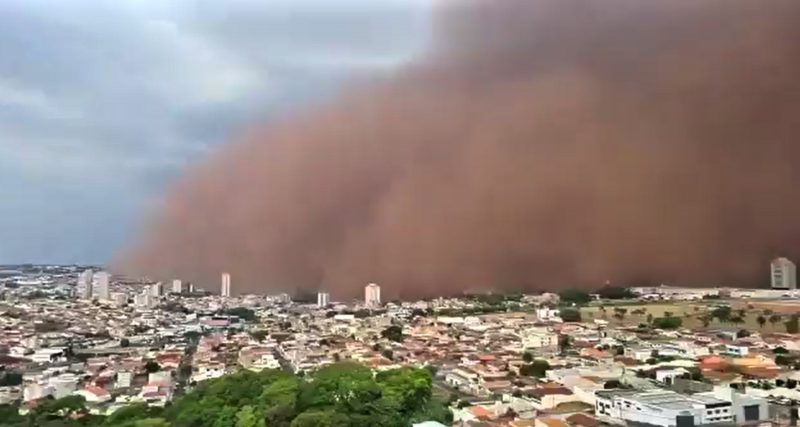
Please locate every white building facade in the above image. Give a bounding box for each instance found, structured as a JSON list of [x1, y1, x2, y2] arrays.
[[595, 387, 768, 427], [77, 269, 93, 299], [365, 283, 381, 307], [317, 292, 330, 308], [221, 273, 232, 297], [771, 257, 797, 290]]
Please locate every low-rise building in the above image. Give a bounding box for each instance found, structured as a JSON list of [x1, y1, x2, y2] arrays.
[[595, 386, 768, 427]]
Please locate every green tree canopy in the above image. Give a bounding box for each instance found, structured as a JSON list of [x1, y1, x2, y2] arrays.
[[31, 362, 450, 427], [519, 360, 550, 378], [558, 289, 591, 305], [652, 316, 683, 330], [559, 308, 582, 322], [381, 325, 404, 342], [597, 286, 634, 300]]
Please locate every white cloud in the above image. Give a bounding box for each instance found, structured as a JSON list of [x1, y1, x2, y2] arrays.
[[0, 78, 83, 119]]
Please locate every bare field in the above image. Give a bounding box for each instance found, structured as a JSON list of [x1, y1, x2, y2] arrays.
[[579, 300, 790, 333]]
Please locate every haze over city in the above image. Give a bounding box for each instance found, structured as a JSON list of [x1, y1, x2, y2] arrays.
[[5, 2, 800, 427], [4, 0, 800, 298], [122, 0, 800, 298]]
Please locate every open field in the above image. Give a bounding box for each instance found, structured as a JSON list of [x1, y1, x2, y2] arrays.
[[579, 300, 792, 333]]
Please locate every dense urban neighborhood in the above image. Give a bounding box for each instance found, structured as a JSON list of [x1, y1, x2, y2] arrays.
[[2, 265, 800, 427]]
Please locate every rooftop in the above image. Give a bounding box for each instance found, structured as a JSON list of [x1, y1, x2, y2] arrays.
[[596, 389, 727, 411]]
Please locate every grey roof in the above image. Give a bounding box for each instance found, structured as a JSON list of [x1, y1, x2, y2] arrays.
[[597, 389, 727, 411]]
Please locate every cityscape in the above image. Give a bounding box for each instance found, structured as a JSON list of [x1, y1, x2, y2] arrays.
[[4, 0, 800, 426], [1, 257, 800, 426]]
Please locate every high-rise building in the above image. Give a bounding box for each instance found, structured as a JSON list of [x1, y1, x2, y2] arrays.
[[771, 257, 797, 290], [172, 279, 183, 294], [317, 292, 330, 308], [365, 283, 381, 307], [221, 273, 231, 297], [134, 291, 155, 308], [111, 292, 128, 306], [94, 271, 111, 301], [149, 282, 163, 297], [77, 269, 94, 299]]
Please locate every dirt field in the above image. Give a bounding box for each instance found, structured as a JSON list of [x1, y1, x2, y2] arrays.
[[579, 300, 790, 333]]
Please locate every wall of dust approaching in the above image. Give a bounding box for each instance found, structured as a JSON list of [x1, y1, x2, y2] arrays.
[[117, 0, 800, 298]]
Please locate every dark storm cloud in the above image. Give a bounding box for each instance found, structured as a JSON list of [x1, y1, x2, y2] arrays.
[[0, 0, 430, 264]]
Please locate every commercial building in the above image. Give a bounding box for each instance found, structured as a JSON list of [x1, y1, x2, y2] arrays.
[[221, 273, 231, 297], [595, 387, 767, 427], [94, 271, 110, 301], [317, 292, 330, 308], [134, 292, 155, 308], [111, 292, 127, 306], [172, 279, 183, 294], [150, 282, 163, 297], [365, 283, 381, 307], [521, 329, 559, 349], [77, 269, 93, 299], [771, 257, 797, 290]]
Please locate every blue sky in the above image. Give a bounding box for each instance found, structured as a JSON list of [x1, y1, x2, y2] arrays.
[[0, 0, 432, 264]]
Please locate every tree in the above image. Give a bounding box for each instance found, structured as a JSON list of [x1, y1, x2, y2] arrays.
[[31, 395, 87, 423], [376, 367, 434, 415], [757, 315, 766, 329], [290, 410, 351, 427], [105, 404, 167, 426], [184, 330, 202, 342], [736, 329, 750, 339], [558, 289, 591, 305], [559, 308, 582, 322], [354, 309, 371, 318], [381, 325, 404, 343], [261, 376, 300, 426], [558, 335, 572, 354], [249, 330, 269, 342], [522, 352, 534, 363], [786, 314, 800, 334], [711, 306, 732, 323], [236, 405, 266, 427], [519, 360, 550, 378], [646, 313, 654, 324], [0, 371, 22, 387], [597, 286, 634, 300], [0, 404, 24, 425], [652, 316, 683, 330], [123, 362, 445, 427], [134, 419, 172, 427], [773, 347, 789, 354], [700, 315, 712, 328], [145, 360, 161, 373], [770, 314, 782, 326], [775, 355, 792, 366]]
